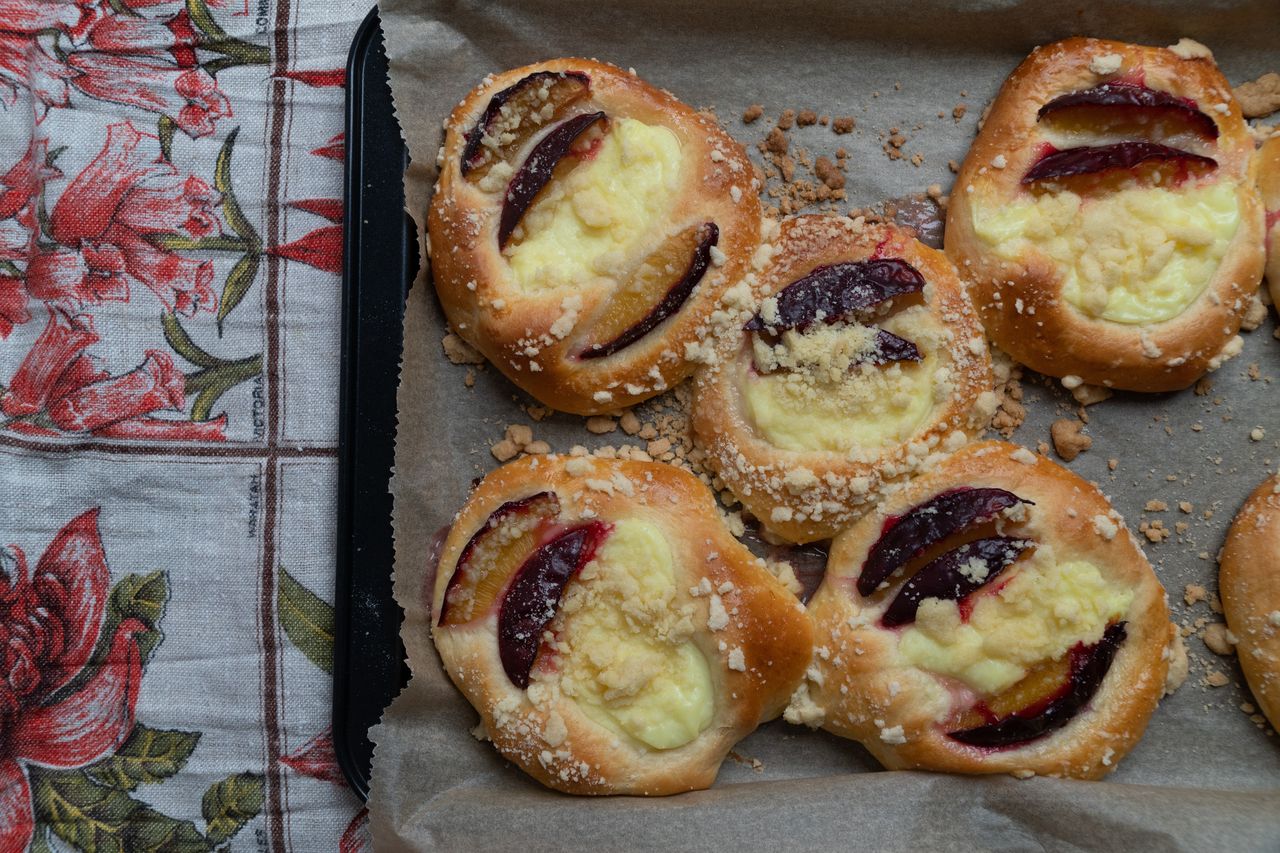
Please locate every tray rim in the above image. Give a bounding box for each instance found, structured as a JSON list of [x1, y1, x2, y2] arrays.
[[333, 5, 412, 801]]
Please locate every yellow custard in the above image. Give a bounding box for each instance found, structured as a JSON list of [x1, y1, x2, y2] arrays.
[[972, 181, 1240, 324], [741, 305, 942, 454], [505, 118, 683, 292], [556, 518, 713, 750], [898, 556, 1133, 695]]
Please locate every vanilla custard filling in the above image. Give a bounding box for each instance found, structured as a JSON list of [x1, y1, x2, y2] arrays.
[[556, 518, 713, 750], [505, 118, 683, 292], [897, 555, 1133, 695], [741, 305, 944, 455], [972, 181, 1240, 324]]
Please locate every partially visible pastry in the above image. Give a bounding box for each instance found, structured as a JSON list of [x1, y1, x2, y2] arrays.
[[793, 440, 1174, 779], [431, 455, 813, 795], [946, 38, 1264, 392], [1260, 135, 1280, 305], [1218, 475, 1280, 731], [429, 59, 762, 415], [691, 215, 995, 544]]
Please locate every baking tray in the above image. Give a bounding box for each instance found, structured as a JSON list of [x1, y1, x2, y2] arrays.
[[334, 6, 415, 801]]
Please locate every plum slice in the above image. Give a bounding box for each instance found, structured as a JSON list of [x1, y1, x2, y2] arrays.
[[866, 329, 922, 365], [461, 71, 591, 178], [437, 491, 560, 627], [880, 536, 1031, 628], [1022, 141, 1216, 184], [858, 488, 1030, 597], [498, 521, 608, 689], [745, 259, 925, 333], [498, 111, 607, 248], [579, 222, 719, 360], [947, 622, 1127, 748], [1037, 82, 1219, 139]]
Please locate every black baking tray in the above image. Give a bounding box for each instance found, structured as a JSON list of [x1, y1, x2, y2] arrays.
[[334, 7, 415, 801]]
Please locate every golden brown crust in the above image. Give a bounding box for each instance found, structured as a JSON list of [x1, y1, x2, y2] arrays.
[[945, 38, 1265, 392], [428, 59, 762, 415], [430, 455, 813, 795], [1218, 474, 1280, 730], [797, 440, 1173, 779], [1260, 136, 1280, 305], [691, 215, 995, 543]]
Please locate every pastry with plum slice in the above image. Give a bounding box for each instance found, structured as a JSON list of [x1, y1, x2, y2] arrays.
[[690, 215, 995, 544], [428, 59, 762, 415], [430, 454, 813, 795], [946, 38, 1264, 392], [792, 440, 1174, 779], [1218, 474, 1280, 731], [1259, 135, 1280, 304]]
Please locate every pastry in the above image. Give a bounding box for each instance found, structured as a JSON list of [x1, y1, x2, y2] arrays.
[[428, 59, 762, 415], [431, 454, 813, 795], [1260, 135, 1280, 304], [792, 440, 1174, 779], [1218, 474, 1280, 730], [691, 215, 995, 544], [946, 38, 1264, 392]]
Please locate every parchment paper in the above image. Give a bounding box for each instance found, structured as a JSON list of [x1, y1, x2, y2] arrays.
[[370, 2, 1280, 849]]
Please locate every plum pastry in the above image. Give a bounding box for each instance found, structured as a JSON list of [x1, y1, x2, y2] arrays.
[[946, 38, 1264, 392], [428, 59, 763, 415], [1218, 475, 1280, 731], [691, 215, 995, 544], [430, 454, 813, 795], [791, 441, 1174, 779], [1259, 135, 1280, 304]]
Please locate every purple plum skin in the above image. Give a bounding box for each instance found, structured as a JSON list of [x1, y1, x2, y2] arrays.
[[858, 488, 1031, 597], [1037, 82, 1219, 139], [1022, 141, 1216, 184], [947, 622, 1128, 748], [497, 521, 607, 689], [437, 491, 559, 626], [498, 111, 607, 248], [744, 259, 926, 333], [866, 329, 922, 365], [580, 222, 719, 360], [461, 71, 591, 176], [880, 536, 1031, 628]]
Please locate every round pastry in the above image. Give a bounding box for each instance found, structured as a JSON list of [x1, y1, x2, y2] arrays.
[[792, 440, 1174, 779], [1218, 474, 1280, 730], [1260, 135, 1280, 305], [428, 59, 762, 415], [946, 37, 1265, 392], [691, 215, 995, 544], [431, 454, 813, 795]]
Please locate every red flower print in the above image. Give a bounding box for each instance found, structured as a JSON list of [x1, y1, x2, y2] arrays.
[[270, 225, 342, 273], [86, 8, 200, 69], [0, 0, 103, 117], [0, 138, 60, 225], [0, 0, 105, 43], [48, 348, 184, 432], [1, 308, 99, 418], [341, 809, 371, 853], [281, 728, 346, 784], [311, 133, 345, 162], [282, 727, 370, 853], [278, 67, 346, 88], [0, 509, 146, 853], [1, 307, 212, 438], [67, 52, 231, 138], [30, 122, 220, 316], [0, 141, 62, 332], [0, 276, 27, 338], [287, 198, 344, 223]]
